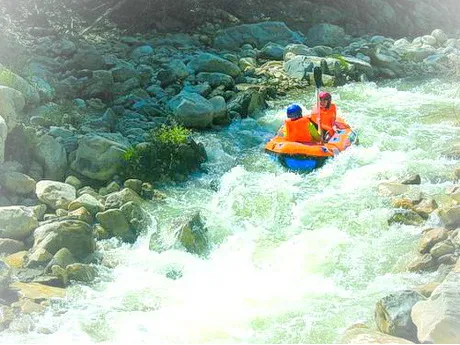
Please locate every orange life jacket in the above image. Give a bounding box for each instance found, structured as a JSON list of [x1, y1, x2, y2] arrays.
[[284, 116, 315, 143], [311, 103, 337, 135]]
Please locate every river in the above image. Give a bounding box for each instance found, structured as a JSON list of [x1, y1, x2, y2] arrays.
[[2, 78, 459, 343]]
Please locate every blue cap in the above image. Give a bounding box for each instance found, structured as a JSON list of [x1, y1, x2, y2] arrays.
[[286, 104, 302, 119]]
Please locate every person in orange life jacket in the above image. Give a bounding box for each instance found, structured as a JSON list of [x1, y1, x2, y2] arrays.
[[282, 104, 321, 143], [310, 91, 338, 139]]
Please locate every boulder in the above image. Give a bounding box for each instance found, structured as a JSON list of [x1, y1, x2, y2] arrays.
[[0, 206, 38, 241], [35, 180, 76, 210], [167, 91, 214, 128], [105, 188, 143, 209], [33, 219, 95, 259], [70, 134, 127, 181], [45, 247, 77, 272], [176, 212, 209, 256], [187, 53, 241, 77], [66, 263, 97, 283], [419, 228, 449, 254], [411, 271, 460, 343], [96, 209, 133, 242], [375, 290, 425, 342], [213, 21, 303, 50], [0, 171, 36, 195], [438, 205, 460, 229], [68, 194, 104, 215], [34, 134, 68, 181], [10, 281, 65, 302]]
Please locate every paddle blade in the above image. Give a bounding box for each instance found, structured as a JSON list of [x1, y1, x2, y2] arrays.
[[314, 66, 323, 88]]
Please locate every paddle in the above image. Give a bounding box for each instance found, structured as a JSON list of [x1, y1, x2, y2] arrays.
[[313, 66, 323, 141]]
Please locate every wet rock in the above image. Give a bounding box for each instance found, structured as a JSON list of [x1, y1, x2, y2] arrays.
[[45, 247, 77, 272], [66, 263, 97, 283], [120, 201, 151, 233], [167, 91, 214, 128], [96, 209, 133, 242], [176, 212, 209, 256], [25, 248, 53, 268], [10, 281, 65, 301], [123, 179, 143, 195], [414, 281, 440, 298], [437, 254, 457, 266], [378, 182, 410, 196], [419, 228, 448, 254], [412, 198, 437, 219], [407, 254, 437, 272], [388, 209, 424, 226], [429, 240, 455, 258], [105, 188, 143, 209], [375, 290, 425, 342], [438, 205, 460, 229], [32, 275, 66, 288], [401, 174, 422, 184], [391, 198, 415, 209]]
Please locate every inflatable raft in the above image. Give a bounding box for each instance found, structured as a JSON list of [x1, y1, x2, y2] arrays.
[[265, 117, 358, 171]]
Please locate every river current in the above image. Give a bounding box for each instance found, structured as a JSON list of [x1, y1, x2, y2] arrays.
[[2, 78, 459, 343]]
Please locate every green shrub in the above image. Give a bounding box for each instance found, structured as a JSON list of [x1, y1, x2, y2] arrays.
[[122, 123, 206, 183], [329, 54, 350, 71], [149, 123, 191, 145]]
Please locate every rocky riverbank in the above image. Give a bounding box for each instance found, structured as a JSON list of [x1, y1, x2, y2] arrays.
[[1, 18, 460, 341]]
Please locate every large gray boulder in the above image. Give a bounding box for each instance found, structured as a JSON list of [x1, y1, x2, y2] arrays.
[[167, 91, 214, 128], [34, 134, 68, 181], [375, 290, 425, 342], [214, 21, 303, 50], [70, 134, 127, 181], [35, 180, 76, 210], [33, 219, 95, 259], [187, 53, 241, 77], [0, 171, 36, 195], [0, 206, 38, 241]]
